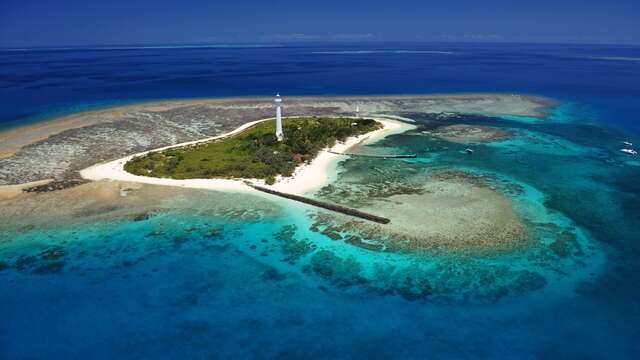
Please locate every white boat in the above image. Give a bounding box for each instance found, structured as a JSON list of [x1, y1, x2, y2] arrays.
[[623, 141, 633, 146], [465, 148, 474, 154], [620, 149, 637, 155]]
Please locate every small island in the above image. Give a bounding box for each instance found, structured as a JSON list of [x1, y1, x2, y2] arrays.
[[124, 117, 382, 184]]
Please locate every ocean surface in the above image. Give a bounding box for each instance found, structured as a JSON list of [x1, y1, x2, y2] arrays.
[[1, 43, 640, 359], [1, 42, 639, 132]]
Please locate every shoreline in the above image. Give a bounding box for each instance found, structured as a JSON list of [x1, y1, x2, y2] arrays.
[[269, 117, 414, 195], [80, 117, 414, 195], [0, 93, 553, 159]]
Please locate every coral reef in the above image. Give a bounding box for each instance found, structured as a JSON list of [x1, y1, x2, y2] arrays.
[[428, 124, 514, 144], [274, 225, 316, 264], [314, 168, 529, 255]]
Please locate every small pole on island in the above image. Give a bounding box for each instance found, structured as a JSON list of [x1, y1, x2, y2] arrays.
[[275, 93, 283, 141]]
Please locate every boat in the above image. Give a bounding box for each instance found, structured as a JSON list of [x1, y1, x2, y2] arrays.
[[620, 149, 637, 155], [465, 148, 474, 154]]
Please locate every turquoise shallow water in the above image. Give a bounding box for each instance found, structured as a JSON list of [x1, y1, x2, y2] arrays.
[[1, 101, 639, 358]]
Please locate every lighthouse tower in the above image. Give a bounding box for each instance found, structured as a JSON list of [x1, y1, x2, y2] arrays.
[[275, 93, 283, 141]]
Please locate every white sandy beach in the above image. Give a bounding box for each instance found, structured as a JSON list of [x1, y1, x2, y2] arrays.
[[80, 117, 414, 195]]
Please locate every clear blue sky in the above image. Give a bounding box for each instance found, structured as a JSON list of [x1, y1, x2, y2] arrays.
[[1, 0, 639, 47]]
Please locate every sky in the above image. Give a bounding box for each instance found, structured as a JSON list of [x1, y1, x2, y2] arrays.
[[1, 0, 639, 47]]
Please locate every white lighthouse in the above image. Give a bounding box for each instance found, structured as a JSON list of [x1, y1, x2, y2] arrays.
[[275, 93, 283, 141]]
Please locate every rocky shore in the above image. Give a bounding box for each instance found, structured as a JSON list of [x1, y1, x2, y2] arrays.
[[22, 179, 86, 193]]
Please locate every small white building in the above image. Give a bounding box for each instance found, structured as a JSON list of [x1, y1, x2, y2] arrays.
[[275, 93, 283, 141]]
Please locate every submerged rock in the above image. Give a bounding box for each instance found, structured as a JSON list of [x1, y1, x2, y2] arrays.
[[550, 239, 571, 257], [261, 265, 288, 281], [274, 225, 316, 262], [41, 247, 65, 259], [204, 226, 224, 238], [429, 124, 514, 144], [32, 261, 65, 275], [311, 250, 366, 286], [345, 235, 383, 252], [133, 213, 151, 221], [23, 179, 85, 193], [321, 228, 342, 240], [15, 254, 38, 270]]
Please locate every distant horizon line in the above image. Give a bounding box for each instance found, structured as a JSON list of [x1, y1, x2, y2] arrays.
[[2, 40, 640, 50]]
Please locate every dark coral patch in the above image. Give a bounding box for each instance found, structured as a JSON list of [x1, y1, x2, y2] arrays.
[[32, 261, 65, 275], [311, 250, 366, 287], [41, 247, 65, 259], [15, 255, 38, 270], [274, 225, 316, 263]]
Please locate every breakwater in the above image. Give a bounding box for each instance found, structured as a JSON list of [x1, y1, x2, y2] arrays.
[[249, 185, 390, 224], [328, 151, 416, 159]]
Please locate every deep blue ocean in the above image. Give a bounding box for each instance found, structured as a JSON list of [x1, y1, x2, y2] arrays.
[[1, 43, 639, 132], [1, 43, 640, 359]]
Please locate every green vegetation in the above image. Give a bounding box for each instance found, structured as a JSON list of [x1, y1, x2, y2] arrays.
[[124, 117, 382, 182]]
